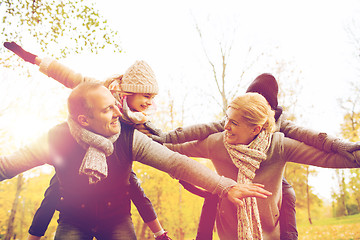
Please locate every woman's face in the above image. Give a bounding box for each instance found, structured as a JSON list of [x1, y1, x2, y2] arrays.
[[224, 107, 260, 145], [126, 93, 156, 112]]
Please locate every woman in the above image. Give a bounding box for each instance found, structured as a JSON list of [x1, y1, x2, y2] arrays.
[[165, 93, 360, 240]]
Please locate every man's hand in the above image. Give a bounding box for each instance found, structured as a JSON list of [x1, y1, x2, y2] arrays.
[[226, 183, 272, 208], [4, 41, 38, 64]]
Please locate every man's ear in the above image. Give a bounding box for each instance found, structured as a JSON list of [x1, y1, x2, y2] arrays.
[[253, 125, 262, 136], [77, 115, 89, 127]]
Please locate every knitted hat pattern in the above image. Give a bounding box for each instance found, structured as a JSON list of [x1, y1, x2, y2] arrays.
[[246, 73, 278, 110], [121, 60, 159, 94]]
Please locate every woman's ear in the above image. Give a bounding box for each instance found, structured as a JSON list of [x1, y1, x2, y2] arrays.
[[77, 115, 89, 127], [253, 125, 262, 136]]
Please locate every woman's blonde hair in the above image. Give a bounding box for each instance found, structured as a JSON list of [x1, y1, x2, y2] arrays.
[[229, 92, 276, 133]]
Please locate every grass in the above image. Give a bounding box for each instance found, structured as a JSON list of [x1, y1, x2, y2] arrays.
[[183, 214, 360, 240], [298, 214, 360, 240]]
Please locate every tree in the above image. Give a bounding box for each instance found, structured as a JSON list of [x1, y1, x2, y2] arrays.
[[332, 169, 349, 217], [284, 162, 322, 220], [4, 174, 23, 240], [1, 0, 121, 60], [273, 58, 303, 121], [131, 160, 206, 240], [348, 169, 360, 213], [335, 84, 360, 216], [338, 81, 360, 142], [331, 85, 360, 217], [333, 17, 360, 216], [192, 16, 263, 116], [0, 1, 122, 238], [344, 17, 360, 76], [305, 166, 313, 224]]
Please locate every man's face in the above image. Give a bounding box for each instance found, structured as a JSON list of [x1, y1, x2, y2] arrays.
[[126, 93, 156, 112], [224, 107, 258, 145], [85, 86, 121, 137]]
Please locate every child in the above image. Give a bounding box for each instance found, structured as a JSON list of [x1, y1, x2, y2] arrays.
[[4, 42, 170, 240]]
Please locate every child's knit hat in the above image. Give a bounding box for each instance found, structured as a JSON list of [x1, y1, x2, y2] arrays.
[[246, 73, 278, 110], [121, 60, 159, 94]]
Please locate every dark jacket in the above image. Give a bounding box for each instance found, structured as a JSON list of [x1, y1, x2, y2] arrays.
[[28, 170, 157, 236], [49, 122, 134, 228]]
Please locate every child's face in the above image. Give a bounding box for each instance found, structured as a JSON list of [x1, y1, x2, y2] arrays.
[[126, 93, 156, 112]]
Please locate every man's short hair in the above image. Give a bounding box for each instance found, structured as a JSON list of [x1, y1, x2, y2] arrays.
[[67, 82, 104, 119]]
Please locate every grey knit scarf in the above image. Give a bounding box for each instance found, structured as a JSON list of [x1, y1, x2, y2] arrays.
[[67, 117, 120, 184]]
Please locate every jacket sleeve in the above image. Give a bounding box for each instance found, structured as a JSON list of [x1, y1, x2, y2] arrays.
[[0, 132, 51, 181], [143, 121, 164, 137], [28, 174, 60, 236], [165, 139, 218, 198], [283, 136, 360, 168], [39, 57, 101, 89], [132, 130, 236, 198], [161, 119, 225, 144], [280, 118, 337, 152], [129, 170, 157, 223], [165, 140, 210, 159]]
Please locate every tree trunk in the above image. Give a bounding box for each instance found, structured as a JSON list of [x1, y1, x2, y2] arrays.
[[306, 167, 312, 224], [139, 222, 147, 240], [4, 174, 24, 240], [341, 173, 348, 216], [135, 218, 142, 237], [335, 169, 348, 216], [178, 184, 184, 240]]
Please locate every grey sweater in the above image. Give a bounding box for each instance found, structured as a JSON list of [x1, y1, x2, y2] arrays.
[[0, 126, 236, 197]]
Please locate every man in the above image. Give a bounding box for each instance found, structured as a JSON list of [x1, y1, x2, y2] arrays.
[[26, 82, 270, 239]]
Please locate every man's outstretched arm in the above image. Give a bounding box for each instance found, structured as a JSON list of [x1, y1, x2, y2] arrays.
[[0, 133, 51, 181]]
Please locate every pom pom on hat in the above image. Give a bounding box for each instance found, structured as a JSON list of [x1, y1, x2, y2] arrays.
[[246, 73, 278, 109], [121, 60, 159, 94]]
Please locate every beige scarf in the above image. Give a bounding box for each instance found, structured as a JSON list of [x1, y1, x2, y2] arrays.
[[224, 130, 272, 240], [67, 117, 120, 184], [120, 97, 148, 124]]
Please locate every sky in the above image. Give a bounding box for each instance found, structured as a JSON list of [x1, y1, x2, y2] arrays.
[[90, 0, 359, 129], [1, 0, 360, 201]]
